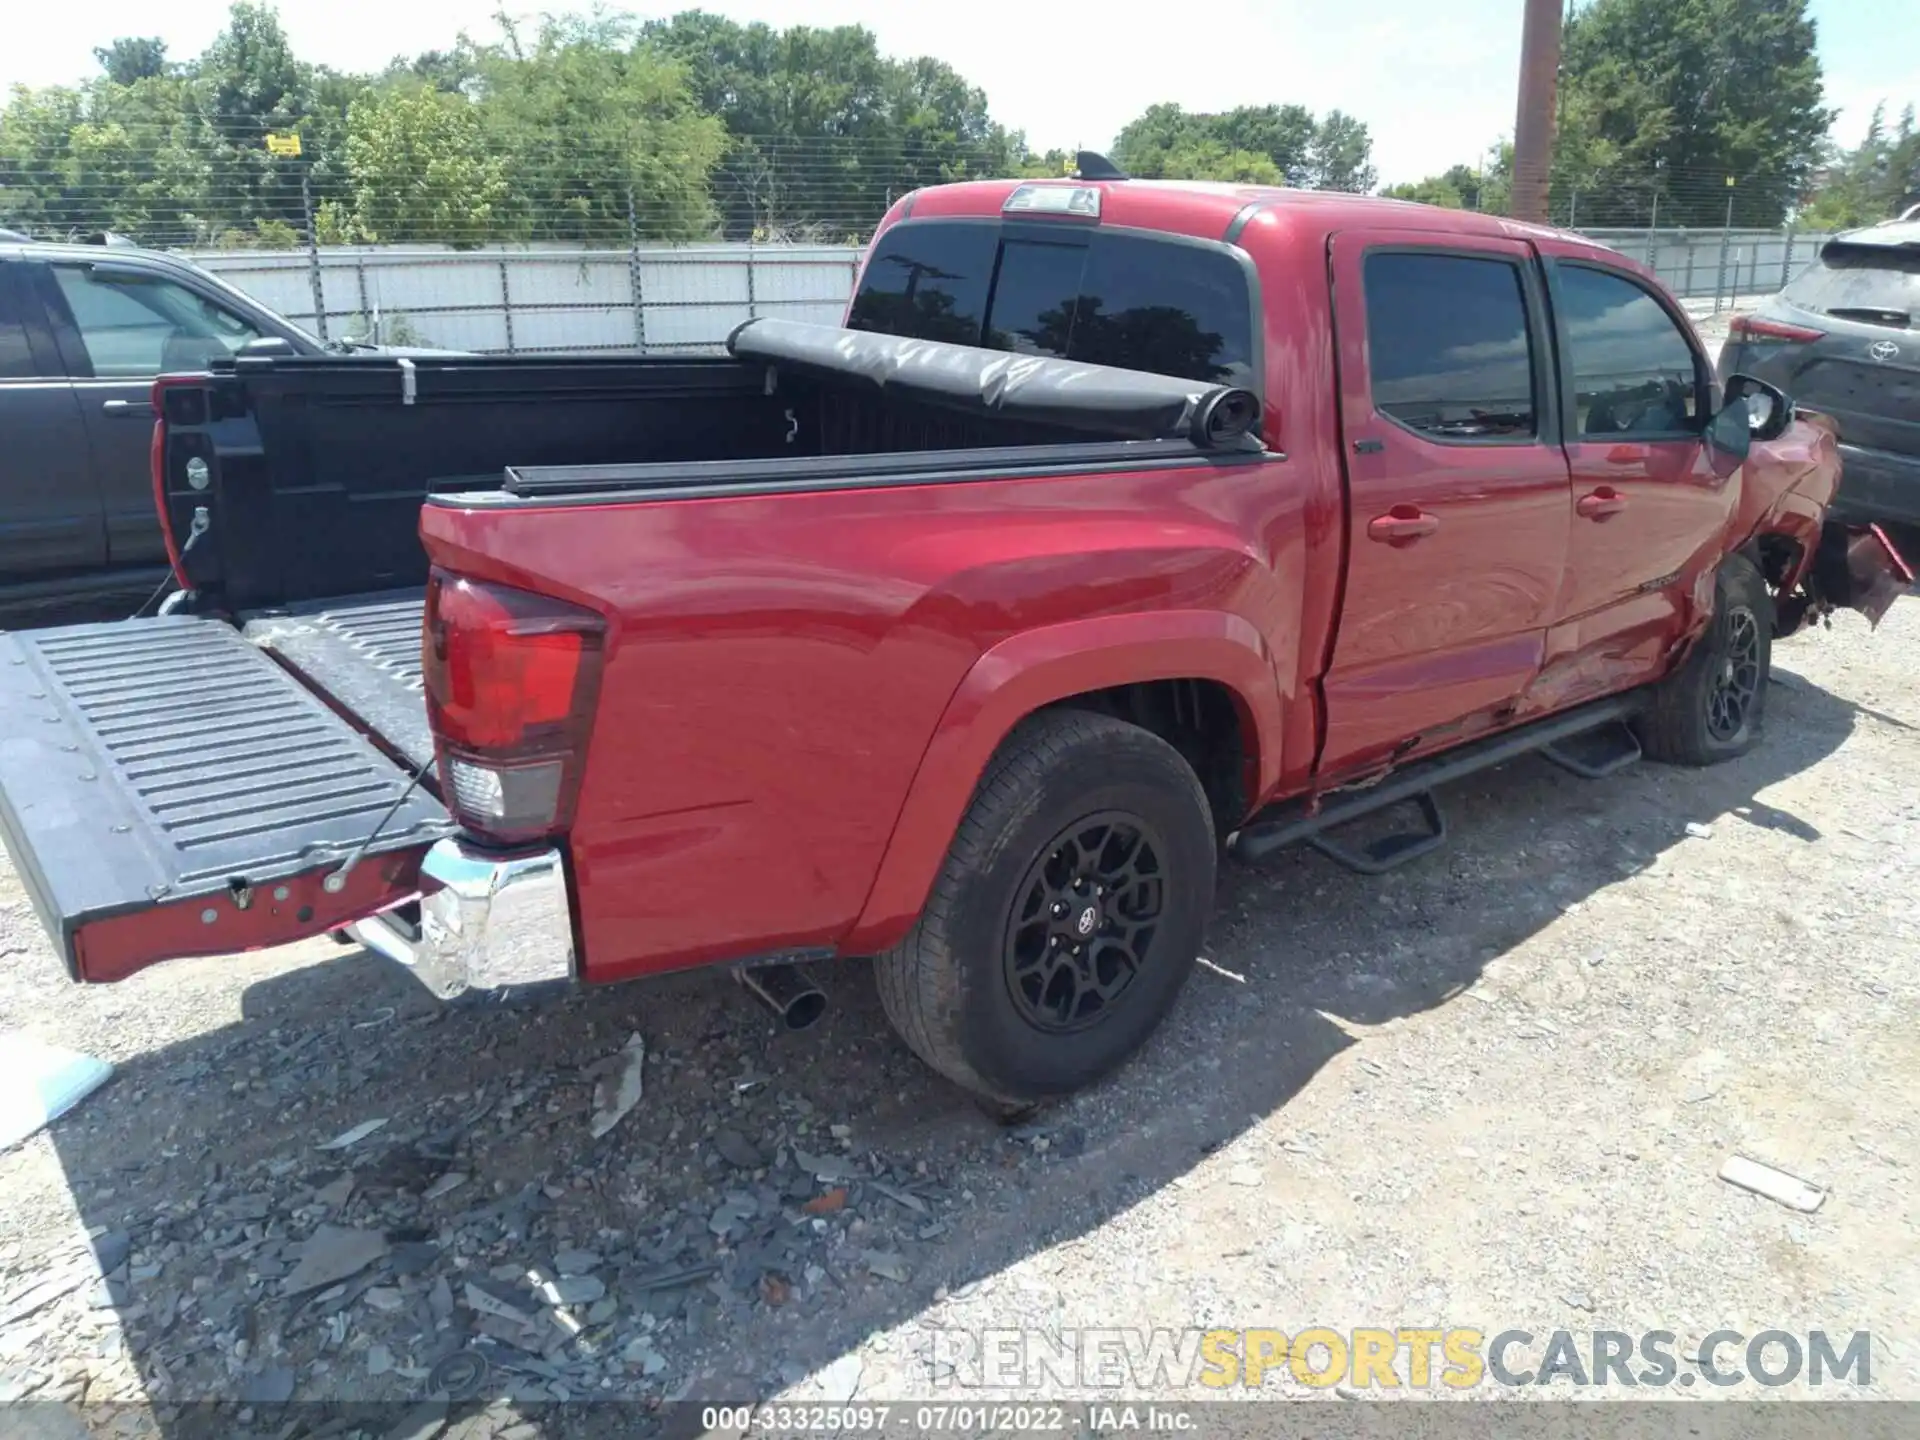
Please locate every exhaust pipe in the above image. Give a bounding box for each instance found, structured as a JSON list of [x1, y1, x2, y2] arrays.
[[734, 962, 828, 1031]]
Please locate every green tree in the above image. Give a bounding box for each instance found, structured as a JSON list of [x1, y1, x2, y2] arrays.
[[1112, 103, 1375, 189], [1384, 171, 1468, 209], [1801, 103, 1920, 230], [0, 85, 86, 233], [66, 75, 215, 241], [342, 86, 506, 245], [1157, 140, 1284, 185], [642, 11, 1018, 239], [1555, 0, 1831, 226], [478, 14, 726, 242], [194, 2, 317, 235], [93, 38, 170, 85], [1309, 111, 1377, 192]]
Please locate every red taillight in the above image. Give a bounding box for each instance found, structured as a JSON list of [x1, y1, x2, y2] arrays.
[[423, 570, 606, 845], [1729, 314, 1825, 344]]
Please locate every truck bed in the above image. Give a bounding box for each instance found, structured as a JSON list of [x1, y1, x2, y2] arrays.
[[0, 321, 1269, 986], [241, 590, 431, 772]]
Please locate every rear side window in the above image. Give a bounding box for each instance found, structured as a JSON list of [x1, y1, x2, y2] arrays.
[[1556, 265, 1702, 438], [0, 266, 36, 378], [850, 221, 1255, 385], [1782, 241, 1920, 325], [1363, 252, 1536, 438], [848, 224, 993, 348]]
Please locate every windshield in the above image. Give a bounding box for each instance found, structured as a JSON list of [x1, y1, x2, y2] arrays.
[[849, 220, 1256, 386], [178, 258, 323, 349]]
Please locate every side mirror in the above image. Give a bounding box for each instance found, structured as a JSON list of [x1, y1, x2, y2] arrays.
[[1705, 397, 1753, 468], [1721, 373, 1792, 442], [237, 336, 296, 359]]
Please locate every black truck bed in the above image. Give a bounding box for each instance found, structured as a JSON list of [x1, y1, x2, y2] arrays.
[[241, 590, 431, 772]]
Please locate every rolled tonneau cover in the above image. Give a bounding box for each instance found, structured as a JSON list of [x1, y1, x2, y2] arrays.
[[727, 318, 1260, 448]]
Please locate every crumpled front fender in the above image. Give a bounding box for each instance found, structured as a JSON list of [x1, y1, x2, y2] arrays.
[[1775, 522, 1914, 636]]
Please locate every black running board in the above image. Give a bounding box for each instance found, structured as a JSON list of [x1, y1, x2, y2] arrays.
[[1231, 692, 1645, 865], [1541, 719, 1643, 779], [1307, 791, 1447, 875]]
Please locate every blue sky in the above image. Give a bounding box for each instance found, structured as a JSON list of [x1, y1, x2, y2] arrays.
[[3, 0, 1913, 184]]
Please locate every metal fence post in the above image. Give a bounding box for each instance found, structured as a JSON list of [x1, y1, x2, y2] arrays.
[[1781, 225, 1795, 290], [302, 166, 327, 342], [1644, 192, 1658, 264], [746, 242, 757, 322], [499, 258, 515, 354], [628, 189, 646, 352], [355, 255, 370, 343], [1715, 185, 1734, 313], [1683, 230, 1696, 299]]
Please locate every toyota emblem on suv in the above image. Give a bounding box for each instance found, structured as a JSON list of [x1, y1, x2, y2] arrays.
[[1869, 339, 1901, 362]]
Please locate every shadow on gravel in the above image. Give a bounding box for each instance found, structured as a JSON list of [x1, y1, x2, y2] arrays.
[[19, 653, 1859, 1436]]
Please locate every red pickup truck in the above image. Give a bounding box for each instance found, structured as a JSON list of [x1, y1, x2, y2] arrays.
[[0, 175, 1907, 1105]]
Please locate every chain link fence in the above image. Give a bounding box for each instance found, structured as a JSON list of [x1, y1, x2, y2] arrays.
[[191, 243, 863, 352], [186, 218, 1833, 356]]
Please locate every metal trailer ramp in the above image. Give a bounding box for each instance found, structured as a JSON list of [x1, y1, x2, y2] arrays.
[[0, 615, 453, 982]]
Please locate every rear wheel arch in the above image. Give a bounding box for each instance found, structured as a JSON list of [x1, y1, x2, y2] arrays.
[[873, 708, 1218, 1101], [842, 611, 1281, 955]]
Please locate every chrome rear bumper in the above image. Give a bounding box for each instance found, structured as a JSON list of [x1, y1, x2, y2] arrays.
[[349, 838, 574, 999]]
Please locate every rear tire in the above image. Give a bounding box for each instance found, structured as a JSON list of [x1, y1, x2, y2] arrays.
[[874, 710, 1215, 1103], [1635, 554, 1772, 766]]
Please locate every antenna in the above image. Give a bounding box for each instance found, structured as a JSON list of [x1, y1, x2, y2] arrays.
[[1071, 151, 1129, 182]]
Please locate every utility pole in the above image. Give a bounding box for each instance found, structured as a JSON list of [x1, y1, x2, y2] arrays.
[[1511, 0, 1565, 223]]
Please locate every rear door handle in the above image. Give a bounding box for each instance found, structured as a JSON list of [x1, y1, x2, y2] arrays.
[[1366, 506, 1440, 543], [1576, 488, 1626, 520], [101, 400, 148, 419]]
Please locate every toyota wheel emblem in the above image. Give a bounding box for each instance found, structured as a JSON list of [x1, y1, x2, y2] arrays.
[[1869, 339, 1901, 362]]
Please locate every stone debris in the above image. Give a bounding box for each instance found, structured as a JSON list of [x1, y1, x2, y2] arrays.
[[313, 1173, 355, 1208], [713, 1130, 764, 1170], [588, 1035, 645, 1139], [282, 1227, 390, 1296], [793, 1148, 861, 1184], [552, 1248, 601, 1276], [464, 1278, 543, 1328], [317, 1117, 390, 1150]]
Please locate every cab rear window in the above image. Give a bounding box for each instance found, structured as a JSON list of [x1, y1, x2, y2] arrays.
[[849, 220, 1255, 386]]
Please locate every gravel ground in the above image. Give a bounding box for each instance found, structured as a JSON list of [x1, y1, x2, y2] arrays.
[[0, 595, 1915, 1429]]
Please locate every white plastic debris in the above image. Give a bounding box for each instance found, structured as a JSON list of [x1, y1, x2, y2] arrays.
[[0, 1032, 112, 1151], [1719, 1154, 1826, 1212]]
